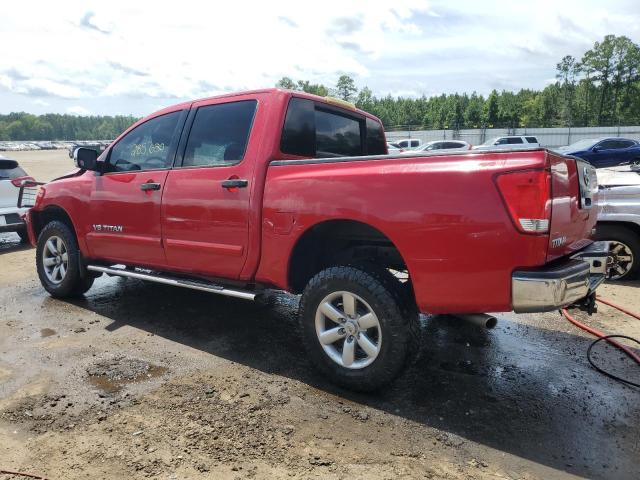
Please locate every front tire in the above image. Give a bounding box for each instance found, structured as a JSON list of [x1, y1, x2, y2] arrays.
[[299, 265, 418, 392], [36, 221, 94, 297]]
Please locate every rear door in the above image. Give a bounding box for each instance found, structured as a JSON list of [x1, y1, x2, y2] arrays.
[[85, 110, 185, 267], [161, 97, 260, 279]]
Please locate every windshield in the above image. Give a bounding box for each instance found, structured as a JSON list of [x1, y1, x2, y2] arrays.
[[482, 137, 499, 145], [563, 139, 598, 151]]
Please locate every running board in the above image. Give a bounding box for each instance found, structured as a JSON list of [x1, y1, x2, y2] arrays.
[[87, 265, 256, 301]]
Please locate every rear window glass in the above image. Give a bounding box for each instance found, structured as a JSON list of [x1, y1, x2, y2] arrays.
[[183, 100, 257, 167], [0, 160, 26, 179], [526, 136, 538, 143]]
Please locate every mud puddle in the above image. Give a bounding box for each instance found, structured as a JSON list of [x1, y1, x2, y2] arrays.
[[86, 355, 168, 394]]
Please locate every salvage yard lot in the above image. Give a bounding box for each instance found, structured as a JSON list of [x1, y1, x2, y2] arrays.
[[1, 151, 639, 479]]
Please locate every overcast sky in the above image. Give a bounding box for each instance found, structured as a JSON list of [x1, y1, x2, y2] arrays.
[[1, 0, 638, 117]]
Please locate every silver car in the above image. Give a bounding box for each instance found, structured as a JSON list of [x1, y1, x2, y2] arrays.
[[595, 167, 640, 280]]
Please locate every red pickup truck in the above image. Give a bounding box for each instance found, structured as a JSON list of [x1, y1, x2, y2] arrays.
[[24, 88, 608, 391]]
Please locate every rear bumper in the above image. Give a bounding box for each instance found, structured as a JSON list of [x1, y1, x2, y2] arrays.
[[512, 241, 609, 313], [0, 209, 27, 233]]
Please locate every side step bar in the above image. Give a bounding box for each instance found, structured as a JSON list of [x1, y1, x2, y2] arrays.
[[87, 265, 256, 301]]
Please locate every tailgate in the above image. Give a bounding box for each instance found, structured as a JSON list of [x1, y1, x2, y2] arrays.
[[547, 152, 598, 261]]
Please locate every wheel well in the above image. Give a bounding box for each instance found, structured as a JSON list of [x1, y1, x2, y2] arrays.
[[288, 220, 409, 294], [597, 221, 640, 238], [31, 206, 77, 242]]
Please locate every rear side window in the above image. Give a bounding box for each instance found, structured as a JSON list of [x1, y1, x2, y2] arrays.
[[616, 140, 635, 149], [0, 160, 26, 179], [366, 118, 386, 155], [315, 109, 361, 157], [507, 137, 524, 144], [526, 136, 538, 143], [281, 97, 374, 158], [183, 100, 257, 167]]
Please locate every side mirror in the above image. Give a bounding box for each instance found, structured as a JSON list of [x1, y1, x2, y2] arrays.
[[74, 147, 99, 171]]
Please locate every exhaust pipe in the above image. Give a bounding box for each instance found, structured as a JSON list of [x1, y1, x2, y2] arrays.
[[455, 313, 497, 329]]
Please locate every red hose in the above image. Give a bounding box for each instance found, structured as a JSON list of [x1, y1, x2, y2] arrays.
[[561, 297, 640, 365], [595, 296, 640, 321]]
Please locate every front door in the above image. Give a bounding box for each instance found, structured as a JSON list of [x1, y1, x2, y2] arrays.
[[161, 98, 259, 279], [86, 110, 184, 267]]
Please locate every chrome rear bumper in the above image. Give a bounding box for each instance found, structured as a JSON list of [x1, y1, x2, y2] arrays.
[[512, 241, 609, 313]]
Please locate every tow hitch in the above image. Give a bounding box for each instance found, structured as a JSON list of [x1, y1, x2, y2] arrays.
[[567, 291, 597, 315]]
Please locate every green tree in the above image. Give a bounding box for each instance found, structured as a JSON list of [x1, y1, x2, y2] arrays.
[[335, 75, 357, 102]]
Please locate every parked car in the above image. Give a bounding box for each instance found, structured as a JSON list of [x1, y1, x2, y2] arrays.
[[473, 135, 540, 150], [405, 140, 471, 153], [556, 137, 640, 169], [595, 167, 640, 280], [386, 142, 403, 154], [0, 156, 34, 242], [24, 89, 606, 391], [395, 138, 421, 149]]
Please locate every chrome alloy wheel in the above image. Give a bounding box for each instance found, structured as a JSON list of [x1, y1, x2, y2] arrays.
[[607, 240, 634, 280], [315, 291, 382, 369], [42, 235, 69, 284]]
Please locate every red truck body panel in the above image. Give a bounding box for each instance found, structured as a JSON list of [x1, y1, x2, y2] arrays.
[[27, 89, 597, 315], [256, 151, 573, 314]]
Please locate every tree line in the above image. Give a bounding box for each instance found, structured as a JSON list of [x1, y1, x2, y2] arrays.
[[0, 113, 139, 141], [1, 34, 638, 141], [277, 34, 640, 130]]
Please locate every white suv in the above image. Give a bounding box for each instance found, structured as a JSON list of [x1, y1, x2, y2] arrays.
[[0, 156, 34, 242], [473, 136, 540, 150]]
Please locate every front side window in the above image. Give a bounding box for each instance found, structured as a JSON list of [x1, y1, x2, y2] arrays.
[[107, 111, 181, 173], [507, 137, 524, 144], [182, 100, 257, 168], [597, 140, 618, 150]]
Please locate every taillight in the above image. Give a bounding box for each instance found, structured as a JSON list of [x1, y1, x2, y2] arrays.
[[11, 176, 35, 187], [496, 169, 551, 234]]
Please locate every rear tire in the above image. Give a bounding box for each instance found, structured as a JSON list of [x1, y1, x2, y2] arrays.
[[36, 221, 94, 297], [299, 265, 419, 392], [17, 229, 29, 244], [595, 224, 640, 280]]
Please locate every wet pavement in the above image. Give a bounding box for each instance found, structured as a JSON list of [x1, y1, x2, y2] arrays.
[[1, 231, 639, 479]]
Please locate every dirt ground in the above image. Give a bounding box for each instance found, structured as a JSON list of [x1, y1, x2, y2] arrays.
[[1, 151, 639, 480]]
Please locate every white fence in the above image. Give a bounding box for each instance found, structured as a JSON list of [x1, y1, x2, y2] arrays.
[[385, 126, 640, 149]]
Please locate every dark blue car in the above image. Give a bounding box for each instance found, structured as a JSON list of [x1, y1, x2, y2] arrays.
[[557, 137, 640, 168]]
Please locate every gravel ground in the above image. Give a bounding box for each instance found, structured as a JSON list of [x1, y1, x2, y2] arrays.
[[0, 151, 639, 479]]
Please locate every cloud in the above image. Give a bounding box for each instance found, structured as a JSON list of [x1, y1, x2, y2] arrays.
[[108, 62, 149, 77], [79, 11, 111, 34], [277, 16, 298, 28], [67, 105, 91, 115], [0, 0, 637, 116]]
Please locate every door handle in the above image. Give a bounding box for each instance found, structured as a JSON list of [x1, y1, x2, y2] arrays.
[[221, 179, 248, 189], [140, 182, 161, 191]]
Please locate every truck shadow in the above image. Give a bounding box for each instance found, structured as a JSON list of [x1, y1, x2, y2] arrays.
[[69, 276, 638, 479]]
